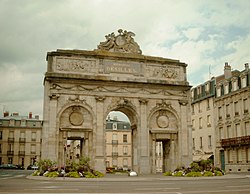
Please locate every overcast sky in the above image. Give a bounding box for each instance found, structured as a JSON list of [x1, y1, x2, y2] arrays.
[[0, 0, 249, 120]]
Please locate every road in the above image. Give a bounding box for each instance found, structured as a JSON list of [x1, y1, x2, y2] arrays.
[[0, 170, 250, 194]]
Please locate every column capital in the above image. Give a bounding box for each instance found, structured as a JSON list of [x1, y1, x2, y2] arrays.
[[49, 93, 60, 100], [179, 99, 188, 106], [139, 98, 148, 104], [95, 96, 106, 102]]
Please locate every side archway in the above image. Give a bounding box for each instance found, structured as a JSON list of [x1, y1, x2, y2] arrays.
[[148, 101, 180, 173]]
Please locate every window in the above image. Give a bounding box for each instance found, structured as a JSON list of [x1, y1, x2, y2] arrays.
[[112, 159, 117, 167], [192, 138, 195, 150], [235, 124, 241, 137], [123, 158, 128, 167], [192, 119, 195, 130], [218, 127, 223, 140], [199, 117, 202, 129], [113, 123, 117, 130], [226, 104, 230, 118], [31, 144, 36, 154], [218, 107, 222, 119], [234, 101, 239, 116], [31, 132, 36, 141], [123, 134, 128, 143], [243, 99, 248, 113], [8, 157, 13, 164], [123, 146, 128, 155], [206, 99, 210, 110], [191, 105, 194, 114], [208, 135, 212, 148], [237, 149, 242, 163], [207, 115, 211, 127], [227, 125, 232, 138], [245, 122, 250, 136], [0, 144, 1, 153], [0, 131, 2, 139], [200, 137, 203, 149]]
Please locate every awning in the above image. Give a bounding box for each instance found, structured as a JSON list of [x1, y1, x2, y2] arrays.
[[193, 154, 213, 161]]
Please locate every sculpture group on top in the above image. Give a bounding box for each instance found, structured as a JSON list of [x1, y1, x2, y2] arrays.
[[97, 29, 142, 54]]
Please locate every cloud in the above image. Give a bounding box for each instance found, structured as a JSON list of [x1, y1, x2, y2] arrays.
[[0, 0, 249, 117]]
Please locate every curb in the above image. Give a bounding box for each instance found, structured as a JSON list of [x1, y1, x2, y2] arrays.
[[26, 174, 249, 182]]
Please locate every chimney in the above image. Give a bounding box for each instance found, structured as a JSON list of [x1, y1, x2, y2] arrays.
[[12, 112, 19, 116], [29, 112, 32, 119], [224, 62, 232, 79], [245, 63, 249, 71], [3, 111, 9, 117]]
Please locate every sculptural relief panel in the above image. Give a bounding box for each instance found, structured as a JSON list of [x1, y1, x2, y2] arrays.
[[150, 109, 178, 130], [146, 64, 180, 81], [60, 105, 93, 129], [55, 57, 98, 74]]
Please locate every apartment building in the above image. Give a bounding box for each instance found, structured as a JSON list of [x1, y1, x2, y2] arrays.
[[192, 63, 250, 172], [0, 112, 42, 168], [214, 63, 250, 172], [105, 116, 132, 170], [191, 79, 216, 162]]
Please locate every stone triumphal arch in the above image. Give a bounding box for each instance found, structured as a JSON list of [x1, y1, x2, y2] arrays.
[[42, 29, 192, 174]]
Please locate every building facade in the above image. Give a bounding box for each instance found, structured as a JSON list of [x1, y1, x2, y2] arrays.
[[191, 63, 250, 173], [0, 112, 42, 168], [191, 79, 215, 162], [105, 116, 132, 170], [215, 63, 250, 172]]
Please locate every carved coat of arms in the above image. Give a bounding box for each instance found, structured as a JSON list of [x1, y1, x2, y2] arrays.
[[97, 29, 142, 54]]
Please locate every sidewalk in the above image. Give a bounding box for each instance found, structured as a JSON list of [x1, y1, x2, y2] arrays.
[[27, 172, 250, 182]]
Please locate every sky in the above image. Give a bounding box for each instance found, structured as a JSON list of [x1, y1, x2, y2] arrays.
[[0, 0, 249, 120]]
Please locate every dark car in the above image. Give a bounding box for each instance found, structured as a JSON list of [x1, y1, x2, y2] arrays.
[[0, 164, 18, 169], [27, 164, 39, 170]]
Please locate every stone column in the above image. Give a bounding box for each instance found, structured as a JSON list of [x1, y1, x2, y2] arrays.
[[95, 96, 106, 173], [42, 94, 59, 161], [152, 134, 156, 174], [139, 99, 150, 174], [178, 99, 191, 167]]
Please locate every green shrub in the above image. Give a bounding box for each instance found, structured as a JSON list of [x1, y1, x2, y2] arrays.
[[67, 171, 80, 178], [84, 172, 96, 178], [38, 159, 56, 172], [163, 172, 172, 176], [214, 170, 223, 176], [94, 171, 104, 178], [190, 162, 202, 172], [32, 170, 40, 176], [44, 171, 59, 178], [186, 172, 202, 177], [203, 171, 214, 176], [173, 171, 183, 177]]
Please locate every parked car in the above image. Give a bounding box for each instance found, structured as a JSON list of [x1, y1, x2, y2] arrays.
[[27, 164, 39, 170], [0, 164, 18, 169], [16, 165, 25, 170]]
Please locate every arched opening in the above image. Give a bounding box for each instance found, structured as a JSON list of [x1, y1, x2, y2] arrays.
[[105, 111, 132, 172], [149, 106, 179, 173], [58, 105, 94, 168]]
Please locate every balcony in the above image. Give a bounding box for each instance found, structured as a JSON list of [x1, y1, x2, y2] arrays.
[[221, 136, 250, 148], [112, 140, 118, 145], [18, 151, 25, 156], [112, 152, 118, 157], [7, 151, 14, 155], [19, 138, 26, 143], [8, 138, 14, 143]]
